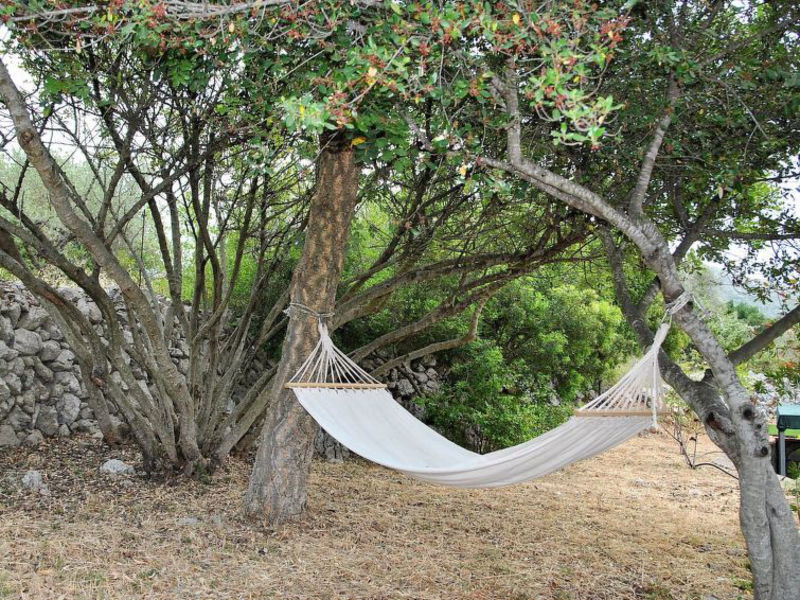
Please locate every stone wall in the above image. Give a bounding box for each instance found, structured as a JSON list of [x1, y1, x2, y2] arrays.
[[0, 283, 107, 446], [1, 282, 448, 452]]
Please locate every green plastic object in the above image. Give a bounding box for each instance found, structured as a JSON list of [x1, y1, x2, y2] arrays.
[[769, 425, 800, 438], [777, 404, 800, 431]]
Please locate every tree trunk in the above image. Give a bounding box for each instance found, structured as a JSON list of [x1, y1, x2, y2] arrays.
[[243, 135, 359, 524], [669, 302, 800, 600]]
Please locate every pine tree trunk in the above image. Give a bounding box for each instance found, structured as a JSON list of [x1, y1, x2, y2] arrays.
[[243, 135, 359, 524]]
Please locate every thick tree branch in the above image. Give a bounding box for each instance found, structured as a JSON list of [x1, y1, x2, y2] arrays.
[[629, 78, 680, 217], [729, 305, 800, 366], [371, 296, 488, 377]]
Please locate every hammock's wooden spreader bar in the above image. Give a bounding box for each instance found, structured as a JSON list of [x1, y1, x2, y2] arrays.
[[285, 382, 387, 389], [574, 410, 656, 418]]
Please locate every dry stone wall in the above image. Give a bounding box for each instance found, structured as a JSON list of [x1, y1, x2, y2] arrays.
[[1, 281, 446, 453], [0, 283, 129, 447]]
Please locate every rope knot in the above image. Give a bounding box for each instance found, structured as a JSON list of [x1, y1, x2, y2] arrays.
[[283, 302, 334, 323], [665, 292, 691, 316]]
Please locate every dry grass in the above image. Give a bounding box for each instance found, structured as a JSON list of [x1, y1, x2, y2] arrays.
[[0, 430, 753, 600]]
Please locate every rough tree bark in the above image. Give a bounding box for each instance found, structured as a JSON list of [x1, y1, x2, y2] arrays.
[[243, 134, 360, 524]]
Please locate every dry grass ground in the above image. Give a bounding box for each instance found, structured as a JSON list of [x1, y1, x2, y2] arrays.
[[0, 430, 756, 600]]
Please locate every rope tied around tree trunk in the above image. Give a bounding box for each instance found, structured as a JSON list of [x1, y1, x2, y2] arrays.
[[664, 291, 692, 318], [283, 302, 335, 323]]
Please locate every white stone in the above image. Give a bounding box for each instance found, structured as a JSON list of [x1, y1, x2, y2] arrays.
[[0, 340, 17, 361], [6, 407, 31, 430], [396, 379, 415, 397], [22, 470, 47, 493], [5, 373, 22, 395], [50, 349, 75, 372], [100, 459, 135, 476]]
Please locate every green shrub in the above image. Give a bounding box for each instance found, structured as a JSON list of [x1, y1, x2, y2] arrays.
[[418, 340, 574, 453]]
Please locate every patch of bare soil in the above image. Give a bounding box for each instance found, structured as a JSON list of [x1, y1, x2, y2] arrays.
[[0, 430, 753, 599]]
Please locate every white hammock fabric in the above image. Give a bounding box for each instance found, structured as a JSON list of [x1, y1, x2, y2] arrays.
[[288, 314, 671, 489]]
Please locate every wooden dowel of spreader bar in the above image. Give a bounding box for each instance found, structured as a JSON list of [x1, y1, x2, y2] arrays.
[[574, 410, 656, 417], [284, 382, 387, 389]]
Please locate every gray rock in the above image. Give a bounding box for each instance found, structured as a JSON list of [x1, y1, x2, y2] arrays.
[[31, 382, 49, 403], [0, 380, 10, 402], [396, 378, 415, 397], [18, 306, 50, 330], [77, 299, 102, 323], [422, 355, 437, 368], [32, 359, 54, 383], [73, 419, 100, 435], [55, 371, 80, 394], [21, 389, 37, 413], [57, 423, 71, 437], [3, 304, 21, 327], [0, 340, 17, 361], [314, 427, 349, 463], [45, 324, 63, 341], [100, 459, 135, 476], [425, 368, 438, 380], [415, 371, 429, 384], [50, 349, 75, 372], [9, 357, 24, 376], [23, 430, 44, 447], [13, 329, 42, 356], [6, 407, 31, 430], [57, 393, 81, 425], [424, 379, 441, 394], [0, 316, 14, 343], [109, 415, 130, 437], [21, 369, 34, 390], [0, 424, 19, 447], [5, 373, 22, 395], [39, 340, 62, 362], [57, 287, 82, 303], [35, 405, 59, 436]]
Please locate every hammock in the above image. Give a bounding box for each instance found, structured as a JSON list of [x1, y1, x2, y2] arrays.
[[286, 307, 675, 489]]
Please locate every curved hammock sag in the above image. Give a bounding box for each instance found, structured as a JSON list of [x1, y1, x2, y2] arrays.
[[286, 309, 671, 489]]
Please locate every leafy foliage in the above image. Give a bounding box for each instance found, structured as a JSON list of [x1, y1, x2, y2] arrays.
[[418, 280, 630, 451]]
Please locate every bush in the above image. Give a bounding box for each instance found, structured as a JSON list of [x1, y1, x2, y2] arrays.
[[418, 340, 574, 453], [417, 281, 630, 452]]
